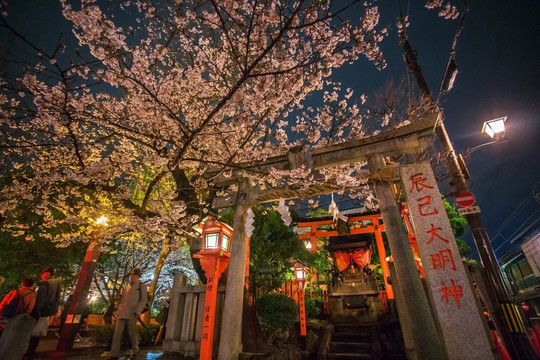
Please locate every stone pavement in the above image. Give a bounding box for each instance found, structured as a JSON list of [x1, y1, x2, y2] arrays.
[[32, 333, 165, 360]]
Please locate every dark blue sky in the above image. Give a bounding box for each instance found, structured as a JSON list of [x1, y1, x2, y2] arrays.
[[3, 0, 539, 260], [413, 0, 540, 260], [348, 0, 540, 259]]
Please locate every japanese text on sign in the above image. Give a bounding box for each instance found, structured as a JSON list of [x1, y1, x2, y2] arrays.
[[401, 162, 493, 359]]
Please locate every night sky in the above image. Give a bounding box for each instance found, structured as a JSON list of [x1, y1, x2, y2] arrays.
[[3, 0, 540, 260], [401, 0, 540, 260], [331, 0, 540, 260]]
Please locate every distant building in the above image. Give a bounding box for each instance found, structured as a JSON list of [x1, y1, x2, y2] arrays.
[[499, 230, 540, 327]]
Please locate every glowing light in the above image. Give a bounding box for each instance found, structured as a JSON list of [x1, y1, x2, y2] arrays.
[[293, 263, 308, 281], [96, 216, 109, 226], [481, 116, 506, 139]]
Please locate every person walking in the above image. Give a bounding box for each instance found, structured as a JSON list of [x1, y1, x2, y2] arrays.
[[107, 268, 148, 360], [24, 267, 60, 360]]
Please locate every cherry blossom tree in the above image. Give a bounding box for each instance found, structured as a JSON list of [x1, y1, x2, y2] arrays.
[[1, 0, 383, 243], [0, 0, 457, 245]]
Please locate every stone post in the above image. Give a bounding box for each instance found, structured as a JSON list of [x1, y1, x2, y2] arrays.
[[401, 162, 493, 359], [163, 274, 187, 353], [368, 154, 445, 359], [0, 313, 36, 360]]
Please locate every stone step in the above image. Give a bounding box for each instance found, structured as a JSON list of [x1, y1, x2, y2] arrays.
[[334, 324, 374, 334], [332, 332, 371, 343], [330, 340, 371, 353], [326, 323, 381, 360], [326, 352, 373, 360]]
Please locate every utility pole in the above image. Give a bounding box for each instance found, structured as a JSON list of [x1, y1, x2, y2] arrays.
[[399, 29, 538, 359]]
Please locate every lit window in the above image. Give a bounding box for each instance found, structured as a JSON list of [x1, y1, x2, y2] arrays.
[[205, 233, 219, 249], [221, 234, 230, 252]]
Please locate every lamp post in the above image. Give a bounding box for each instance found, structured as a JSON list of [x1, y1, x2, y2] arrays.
[[193, 216, 232, 360], [457, 117, 537, 358], [293, 262, 308, 349], [56, 216, 108, 354]]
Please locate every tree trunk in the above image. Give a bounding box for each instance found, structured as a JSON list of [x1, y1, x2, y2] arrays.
[[142, 235, 171, 324]]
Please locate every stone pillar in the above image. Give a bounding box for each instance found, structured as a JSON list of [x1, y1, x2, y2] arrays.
[[387, 261, 417, 360], [218, 181, 250, 360], [401, 162, 493, 359], [368, 154, 445, 359], [163, 274, 187, 353], [0, 313, 36, 360]]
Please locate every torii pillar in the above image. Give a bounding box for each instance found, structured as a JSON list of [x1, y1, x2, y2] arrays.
[[218, 180, 250, 360], [368, 154, 445, 359]]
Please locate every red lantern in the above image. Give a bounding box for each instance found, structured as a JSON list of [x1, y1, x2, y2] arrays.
[[292, 263, 308, 337], [194, 216, 233, 360]]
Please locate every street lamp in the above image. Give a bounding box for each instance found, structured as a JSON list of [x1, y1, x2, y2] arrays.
[[455, 117, 537, 359], [481, 116, 507, 140], [293, 262, 308, 344], [466, 116, 509, 155], [193, 216, 232, 360], [56, 215, 108, 354], [96, 215, 108, 226]]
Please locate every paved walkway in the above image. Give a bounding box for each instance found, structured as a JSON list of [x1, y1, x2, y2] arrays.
[[34, 335, 165, 360]]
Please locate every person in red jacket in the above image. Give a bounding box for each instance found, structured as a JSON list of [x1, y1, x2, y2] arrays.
[[0, 277, 36, 336], [0, 277, 37, 317]]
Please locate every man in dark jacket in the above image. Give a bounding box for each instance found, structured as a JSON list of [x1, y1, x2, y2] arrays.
[[24, 267, 60, 360]]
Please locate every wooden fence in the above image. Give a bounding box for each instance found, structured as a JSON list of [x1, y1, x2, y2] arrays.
[[163, 275, 226, 357]]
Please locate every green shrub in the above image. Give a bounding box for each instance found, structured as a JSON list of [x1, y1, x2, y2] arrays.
[[87, 323, 160, 347], [138, 323, 161, 346], [88, 299, 109, 314], [256, 293, 298, 336], [88, 325, 114, 346], [305, 297, 325, 319]]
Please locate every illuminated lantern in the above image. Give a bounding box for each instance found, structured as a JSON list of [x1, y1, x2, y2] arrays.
[[193, 216, 232, 360], [294, 263, 307, 282], [293, 263, 309, 338], [200, 216, 232, 253]]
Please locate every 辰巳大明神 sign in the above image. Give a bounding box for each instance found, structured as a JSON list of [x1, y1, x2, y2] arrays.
[[401, 162, 492, 360]]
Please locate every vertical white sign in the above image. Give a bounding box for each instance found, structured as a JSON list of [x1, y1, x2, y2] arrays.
[[401, 162, 493, 360]]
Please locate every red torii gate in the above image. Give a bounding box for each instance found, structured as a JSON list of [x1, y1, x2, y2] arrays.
[[295, 207, 424, 312]]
